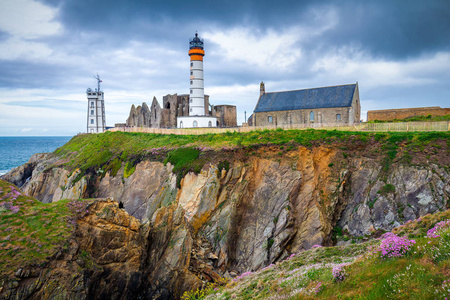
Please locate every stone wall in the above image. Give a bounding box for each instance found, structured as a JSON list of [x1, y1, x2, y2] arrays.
[[254, 106, 353, 127], [367, 106, 450, 121]]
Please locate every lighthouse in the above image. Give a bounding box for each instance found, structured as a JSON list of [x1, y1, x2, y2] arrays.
[[177, 32, 217, 128], [86, 74, 106, 133], [189, 33, 205, 116]]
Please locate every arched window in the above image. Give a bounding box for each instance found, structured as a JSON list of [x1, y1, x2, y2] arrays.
[[310, 111, 314, 121], [165, 102, 170, 109], [208, 121, 212, 127], [154, 107, 157, 119], [193, 120, 198, 127], [180, 121, 183, 128], [336, 114, 341, 121]]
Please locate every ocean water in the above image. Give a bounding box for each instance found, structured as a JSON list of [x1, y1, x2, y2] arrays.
[[0, 136, 72, 176]]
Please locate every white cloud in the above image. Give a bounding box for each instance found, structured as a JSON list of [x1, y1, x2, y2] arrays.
[[0, 37, 53, 60], [0, 0, 62, 61], [204, 27, 301, 70], [312, 49, 450, 89], [0, 0, 62, 39], [204, 7, 338, 71]]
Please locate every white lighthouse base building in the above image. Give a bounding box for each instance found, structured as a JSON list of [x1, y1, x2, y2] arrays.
[[177, 116, 217, 128]]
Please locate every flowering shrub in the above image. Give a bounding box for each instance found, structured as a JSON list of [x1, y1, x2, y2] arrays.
[[378, 234, 416, 258], [67, 200, 89, 226], [261, 263, 275, 271], [427, 219, 450, 238], [311, 244, 322, 248], [425, 226, 450, 263], [0, 201, 20, 214], [434, 279, 450, 299], [286, 253, 296, 260], [314, 282, 323, 294], [233, 271, 253, 281], [332, 264, 348, 282]]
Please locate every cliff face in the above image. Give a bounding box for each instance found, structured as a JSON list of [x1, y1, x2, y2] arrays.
[[1, 140, 449, 299]]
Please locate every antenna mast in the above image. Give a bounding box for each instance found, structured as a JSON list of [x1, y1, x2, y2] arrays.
[[93, 74, 102, 91]]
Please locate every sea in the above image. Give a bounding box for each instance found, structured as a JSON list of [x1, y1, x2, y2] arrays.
[[0, 136, 72, 176]]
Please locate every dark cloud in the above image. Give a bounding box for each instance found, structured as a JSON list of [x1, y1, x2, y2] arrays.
[[318, 0, 450, 59], [1, 0, 449, 135]]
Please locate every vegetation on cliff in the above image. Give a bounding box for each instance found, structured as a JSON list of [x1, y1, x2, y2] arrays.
[[52, 129, 449, 184], [0, 180, 90, 280], [184, 210, 450, 300]]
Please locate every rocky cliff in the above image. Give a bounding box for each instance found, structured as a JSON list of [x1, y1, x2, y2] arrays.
[[1, 131, 449, 299]]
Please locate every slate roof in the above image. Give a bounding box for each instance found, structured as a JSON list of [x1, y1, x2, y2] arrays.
[[254, 84, 357, 113]]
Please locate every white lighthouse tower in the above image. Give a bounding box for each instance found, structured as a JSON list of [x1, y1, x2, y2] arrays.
[[86, 74, 106, 133], [177, 33, 217, 128]]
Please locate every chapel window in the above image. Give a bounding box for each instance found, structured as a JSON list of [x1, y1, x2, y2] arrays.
[[268, 116, 273, 123], [310, 111, 314, 121], [336, 114, 341, 121]]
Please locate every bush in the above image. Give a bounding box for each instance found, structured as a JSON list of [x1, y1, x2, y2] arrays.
[[378, 233, 416, 258], [332, 263, 348, 282]]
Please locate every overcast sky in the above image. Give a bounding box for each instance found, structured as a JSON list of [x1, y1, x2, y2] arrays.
[[0, 0, 449, 136]]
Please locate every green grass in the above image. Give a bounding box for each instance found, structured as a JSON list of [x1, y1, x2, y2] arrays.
[[164, 147, 203, 188], [0, 180, 90, 279], [53, 130, 449, 174]]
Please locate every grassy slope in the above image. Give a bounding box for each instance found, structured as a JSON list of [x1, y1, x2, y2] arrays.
[[53, 130, 450, 179], [182, 210, 450, 300], [0, 180, 90, 280]]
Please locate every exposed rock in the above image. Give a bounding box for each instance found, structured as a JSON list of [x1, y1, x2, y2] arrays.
[[2, 142, 449, 299]]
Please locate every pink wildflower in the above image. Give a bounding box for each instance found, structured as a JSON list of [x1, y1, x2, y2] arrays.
[[378, 233, 415, 258]]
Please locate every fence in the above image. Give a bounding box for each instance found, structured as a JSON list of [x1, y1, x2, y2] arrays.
[[108, 121, 450, 135]]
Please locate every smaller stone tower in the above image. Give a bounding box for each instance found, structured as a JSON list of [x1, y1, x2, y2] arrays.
[[260, 81, 265, 97], [86, 74, 106, 133]]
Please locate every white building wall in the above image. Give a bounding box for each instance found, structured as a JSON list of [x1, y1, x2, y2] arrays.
[[87, 92, 106, 133], [177, 116, 217, 128], [189, 60, 205, 116]]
